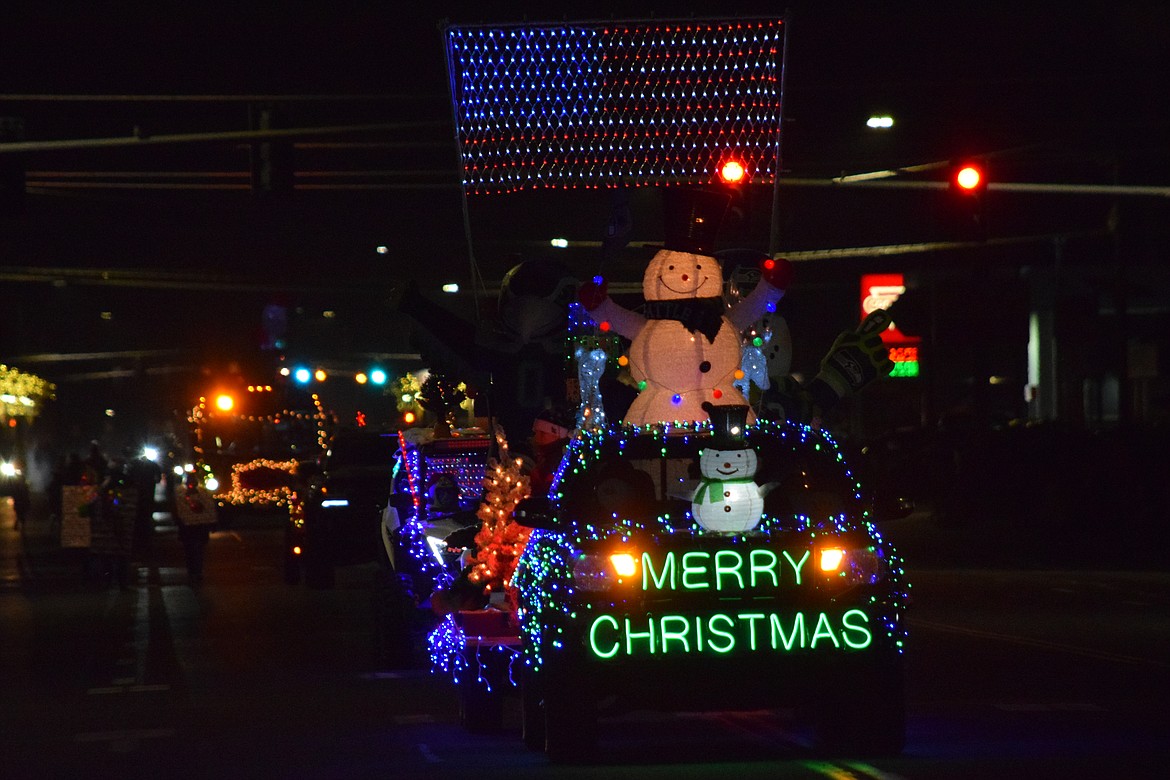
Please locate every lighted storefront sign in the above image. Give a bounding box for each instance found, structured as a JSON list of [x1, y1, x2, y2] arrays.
[[861, 273, 920, 377]]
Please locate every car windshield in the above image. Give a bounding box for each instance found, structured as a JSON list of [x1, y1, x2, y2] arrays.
[[549, 421, 865, 533]]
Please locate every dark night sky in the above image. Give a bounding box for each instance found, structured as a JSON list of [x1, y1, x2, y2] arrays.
[[5, 2, 1167, 284], [2, 1, 1168, 438]]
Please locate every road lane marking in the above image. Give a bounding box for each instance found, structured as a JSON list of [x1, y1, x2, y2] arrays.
[[804, 761, 908, 780], [87, 683, 172, 694], [802, 761, 862, 780], [842, 761, 910, 780], [909, 617, 1168, 668], [74, 728, 176, 753]]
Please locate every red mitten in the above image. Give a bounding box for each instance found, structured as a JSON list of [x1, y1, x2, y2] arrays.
[[759, 256, 794, 292], [578, 277, 609, 311]]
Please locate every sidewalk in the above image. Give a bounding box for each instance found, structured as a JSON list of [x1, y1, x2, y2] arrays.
[[0, 492, 92, 593]]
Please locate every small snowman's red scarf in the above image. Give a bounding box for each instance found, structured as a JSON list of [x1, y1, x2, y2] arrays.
[[643, 297, 725, 344]]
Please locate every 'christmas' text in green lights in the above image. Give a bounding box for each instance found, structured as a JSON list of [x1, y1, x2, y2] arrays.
[[588, 609, 873, 659]]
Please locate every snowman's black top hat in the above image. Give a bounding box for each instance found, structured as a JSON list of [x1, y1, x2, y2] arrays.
[[663, 187, 730, 256], [704, 403, 750, 449]]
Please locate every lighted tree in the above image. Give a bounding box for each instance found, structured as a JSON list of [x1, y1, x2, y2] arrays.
[[418, 372, 467, 435], [395, 373, 424, 421], [466, 432, 531, 607]]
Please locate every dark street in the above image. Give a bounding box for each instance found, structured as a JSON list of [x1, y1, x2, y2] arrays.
[[4, 491, 1169, 779]]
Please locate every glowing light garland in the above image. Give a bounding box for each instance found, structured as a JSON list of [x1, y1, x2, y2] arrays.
[[218, 458, 299, 507], [188, 387, 330, 452], [0, 365, 55, 419], [427, 613, 524, 691], [445, 18, 785, 192]]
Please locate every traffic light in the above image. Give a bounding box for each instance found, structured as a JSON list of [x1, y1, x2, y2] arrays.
[[718, 157, 747, 185], [947, 159, 987, 240], [950, 161, 986, 196], [716, 153, 752, 239], [250, 105, 293, 194]]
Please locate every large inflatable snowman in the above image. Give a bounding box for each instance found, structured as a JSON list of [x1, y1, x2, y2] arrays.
[[578, 188, 793, 426], [691, 404, 769, 533]]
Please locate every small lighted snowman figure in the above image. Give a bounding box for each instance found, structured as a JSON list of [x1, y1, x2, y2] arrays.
[[691, 404, 767, 533]]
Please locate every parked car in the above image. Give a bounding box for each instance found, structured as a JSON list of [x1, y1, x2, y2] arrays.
[[508, 417, 911, 761], [285, 427, 400, 588]]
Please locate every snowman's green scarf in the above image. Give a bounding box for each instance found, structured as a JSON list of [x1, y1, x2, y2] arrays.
[[644, 297, 725, 344], [694, 477, 757, 504]]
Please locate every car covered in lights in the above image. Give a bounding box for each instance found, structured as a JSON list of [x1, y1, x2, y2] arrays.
[[510, 416, 910, 761], [186, 382, 327, 523], [380, 430, 495, 600]]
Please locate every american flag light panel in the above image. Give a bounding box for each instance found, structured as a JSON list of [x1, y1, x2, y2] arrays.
[[444, 18, 786, 194]]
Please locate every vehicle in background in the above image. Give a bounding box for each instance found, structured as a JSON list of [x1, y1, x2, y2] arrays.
[[0, 457, 25, 494], [380, 429, 494, 601], [186, 381, 329, 524], [0, 457, 30, 526], [285, 427, 401, 588], [373, 428, 495, 667]]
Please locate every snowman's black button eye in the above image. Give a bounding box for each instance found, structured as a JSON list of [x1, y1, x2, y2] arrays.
[[699, 361, 711, 373], [668, 265, 674, 270], [696, 264, 702, 270]]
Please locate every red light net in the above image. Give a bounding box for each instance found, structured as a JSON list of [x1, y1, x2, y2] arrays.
[[444, 18, 786, 194]]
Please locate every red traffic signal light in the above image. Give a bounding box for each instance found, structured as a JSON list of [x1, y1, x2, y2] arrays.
[[951, 162, 986, 194], [718, 158, 747, 185]]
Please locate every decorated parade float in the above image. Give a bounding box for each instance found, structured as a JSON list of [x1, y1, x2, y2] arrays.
[[185, 379, 329, 523], [383, 14, 908, 762]]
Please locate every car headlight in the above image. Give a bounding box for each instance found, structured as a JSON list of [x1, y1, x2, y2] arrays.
[[571, 550, 640, 592], [425, 535, 448, 564], [0, 462, 19, 478], [817, 545, 890, 585]]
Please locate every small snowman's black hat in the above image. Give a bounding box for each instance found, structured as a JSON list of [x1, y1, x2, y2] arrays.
[[663, 187, 730, 255], [703, 403, 751, 449]]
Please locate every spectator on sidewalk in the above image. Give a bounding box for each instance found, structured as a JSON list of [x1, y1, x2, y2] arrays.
[[176, 473, 213, 586]]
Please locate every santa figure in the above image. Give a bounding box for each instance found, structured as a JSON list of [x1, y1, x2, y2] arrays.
[[691, 403, 769, 533], [578, 188, 793, 426]]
